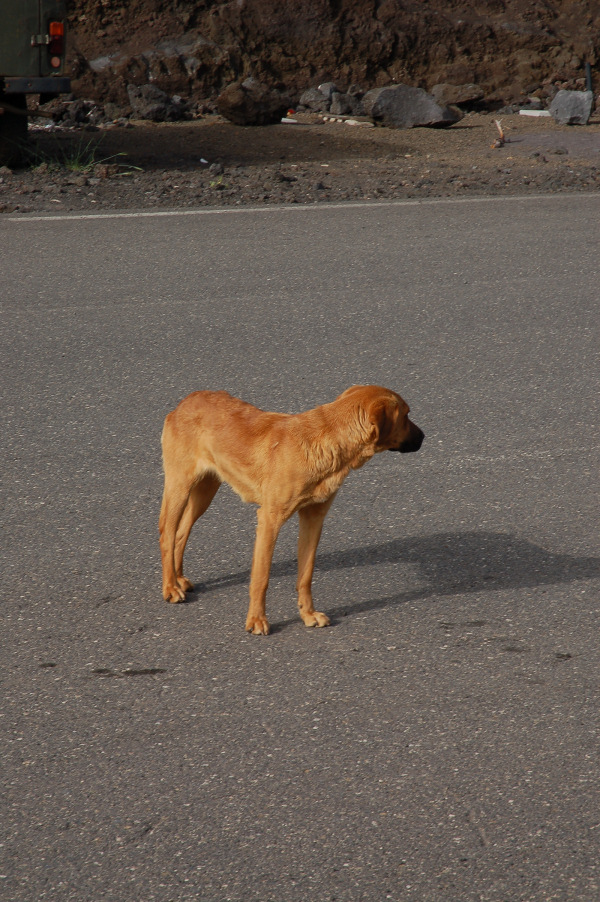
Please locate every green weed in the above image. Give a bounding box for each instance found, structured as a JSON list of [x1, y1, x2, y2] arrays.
[[25, 133, 141, 174]]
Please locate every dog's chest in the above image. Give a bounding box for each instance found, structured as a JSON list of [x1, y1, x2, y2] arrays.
[[311, 467, 351, 502]]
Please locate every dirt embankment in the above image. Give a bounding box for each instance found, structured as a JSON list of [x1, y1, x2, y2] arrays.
[[67, 0, 600, 108], [2, 1, 600, 215]]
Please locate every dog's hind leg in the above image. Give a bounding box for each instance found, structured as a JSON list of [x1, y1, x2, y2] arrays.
[[173, 473, 221, 593], [159, 471, 195, 603], [296, 497, 336, 627]]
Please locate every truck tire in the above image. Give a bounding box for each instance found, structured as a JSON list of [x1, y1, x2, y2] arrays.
[[0, 93, 28, 167]]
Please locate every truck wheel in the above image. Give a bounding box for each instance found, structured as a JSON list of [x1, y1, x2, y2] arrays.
[[0, 93, 28, 167]]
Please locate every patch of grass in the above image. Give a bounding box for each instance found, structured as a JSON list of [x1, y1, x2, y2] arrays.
[[25, 133, 141, 174]]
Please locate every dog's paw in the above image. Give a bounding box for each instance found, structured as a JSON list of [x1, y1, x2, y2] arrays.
[[163, 584, 186, 603], [245, 615, 271, 636], [177, 576, 194, 593], [302, 611, 331, 628]]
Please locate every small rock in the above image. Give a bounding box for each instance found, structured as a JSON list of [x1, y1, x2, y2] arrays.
[[94, 163, 120, 178], [53, 98, 105, 126], [127, 84, 188, 122], [103, 101, 125, 121], [216, 78, 291, 126]]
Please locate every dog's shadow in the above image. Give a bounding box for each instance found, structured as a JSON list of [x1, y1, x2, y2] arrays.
[[190, 531, 600, 630]]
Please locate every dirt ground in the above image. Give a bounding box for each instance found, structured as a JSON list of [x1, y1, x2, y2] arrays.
[[1, 111, 600, 215]]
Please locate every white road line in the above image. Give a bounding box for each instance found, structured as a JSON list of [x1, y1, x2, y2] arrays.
[[6, 192, 600, 224]]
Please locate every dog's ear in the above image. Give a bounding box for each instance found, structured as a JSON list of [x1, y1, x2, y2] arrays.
[[367, 396, 399, 446]]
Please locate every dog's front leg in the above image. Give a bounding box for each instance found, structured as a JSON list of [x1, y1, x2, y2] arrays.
[[297, 497, 335, 627], [246, 506, 286, 635]]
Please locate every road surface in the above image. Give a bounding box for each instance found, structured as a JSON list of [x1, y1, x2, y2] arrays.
[[2, 195, 599, 901]]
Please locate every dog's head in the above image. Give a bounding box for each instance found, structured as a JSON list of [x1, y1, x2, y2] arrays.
[[341, 385, 424, 454]]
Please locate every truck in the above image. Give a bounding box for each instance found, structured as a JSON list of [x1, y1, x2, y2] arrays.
[[0, 0, 70, 165]]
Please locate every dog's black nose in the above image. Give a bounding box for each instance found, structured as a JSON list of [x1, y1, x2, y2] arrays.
[[395, 427, 424, 454]]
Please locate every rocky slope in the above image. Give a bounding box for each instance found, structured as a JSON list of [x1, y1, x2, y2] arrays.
[[67, 0, 600, 109]]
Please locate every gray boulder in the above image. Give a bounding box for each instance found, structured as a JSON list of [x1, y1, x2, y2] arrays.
[[330, 92, 361, 116], [216, 78, 290, 126], [431, 83, 484, 107], [298, 83, 343, 113], [298, 87, 331, 112], [127, 84, 187, 121], [549, 90, 594, 125], [363, 84, 461, 128], [329, 92, 352, 116], [317, 82, 339, 100], [330, 92, 365, 117]]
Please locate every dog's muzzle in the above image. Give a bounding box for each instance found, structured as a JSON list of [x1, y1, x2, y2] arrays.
[[391, 426, 424, 454]]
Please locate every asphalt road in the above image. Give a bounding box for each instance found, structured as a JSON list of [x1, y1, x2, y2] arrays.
[[1, 195, 599, 902]]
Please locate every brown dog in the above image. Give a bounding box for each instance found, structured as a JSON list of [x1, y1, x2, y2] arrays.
[[159, 385, 423, 634]]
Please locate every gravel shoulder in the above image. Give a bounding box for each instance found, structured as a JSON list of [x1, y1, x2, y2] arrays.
[[1, 111, 600, 215]]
